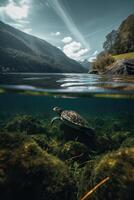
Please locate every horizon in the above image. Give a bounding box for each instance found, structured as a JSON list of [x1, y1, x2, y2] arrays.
[[0, 0, 134, 62]]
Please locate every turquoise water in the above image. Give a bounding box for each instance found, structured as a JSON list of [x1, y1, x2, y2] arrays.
[[0, 73, 134, 200]]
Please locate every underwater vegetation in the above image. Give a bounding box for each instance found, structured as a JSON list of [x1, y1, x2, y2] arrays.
[[5, 114, 46, 135], [60, 141, 89, 163], [79, 147, 134, 200], [0, 133, 76, 200], [0, 113, 133, 200]]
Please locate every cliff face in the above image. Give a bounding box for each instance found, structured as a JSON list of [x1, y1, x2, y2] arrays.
[[0, 21, 86, 73], [105, 59, 134, 75]]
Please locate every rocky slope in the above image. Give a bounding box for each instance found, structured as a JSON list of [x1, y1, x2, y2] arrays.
[[91, 15, 134, 75], [105, 59, 134, 75]]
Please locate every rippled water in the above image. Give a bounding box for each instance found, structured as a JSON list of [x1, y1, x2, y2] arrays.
[[0, 73, 134, 97]]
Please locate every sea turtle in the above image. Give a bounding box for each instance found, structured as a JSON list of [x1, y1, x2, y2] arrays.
[[51, 107, 94, 132]]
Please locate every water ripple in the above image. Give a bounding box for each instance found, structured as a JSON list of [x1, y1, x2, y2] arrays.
[[0, 73, 134, 97]]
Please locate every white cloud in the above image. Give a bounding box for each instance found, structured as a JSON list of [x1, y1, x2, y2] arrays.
[[0, 0, 31, 32], [51, 31, 61, 36], [0, 0, 29, 20], [64, 41, 81, 52], [62, 36, 73, 44], [77, 48, 89, 56], [62, 39, 89, 61]]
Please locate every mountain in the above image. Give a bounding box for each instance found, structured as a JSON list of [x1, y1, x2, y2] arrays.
[[79, 59, 91, 69], [103, 14, 134, 54], [0, 21, 86, 73]]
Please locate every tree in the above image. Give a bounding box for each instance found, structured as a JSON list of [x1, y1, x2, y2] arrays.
[[92, 53, 115, 72], [103, 30, 118, 53]]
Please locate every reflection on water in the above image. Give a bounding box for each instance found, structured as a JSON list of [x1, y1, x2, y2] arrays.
[[0, 73, 134, 96]]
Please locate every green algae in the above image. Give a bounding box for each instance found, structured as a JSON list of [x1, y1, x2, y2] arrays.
[[0, 113, 133, 200], [79, 148, 134, 200], [0, 133, 76, 200]]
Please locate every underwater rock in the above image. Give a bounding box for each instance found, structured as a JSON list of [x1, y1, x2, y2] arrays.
[[60, 124, 96, 147], [79, 147, 134, 200], [5, 115, 46, 134], [110, 131, 132, 147], [0, 133, 76, 200], [96, 131, 132, 153], [121, 137, 134, 148], [60, 141, 89, 163], [30, 134, 50, 149], [31, 134, 62, 157], [95, 134, 112, 153]]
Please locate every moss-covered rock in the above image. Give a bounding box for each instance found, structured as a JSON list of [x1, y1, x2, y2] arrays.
[[59, 123, 96, 147], [121, 137, 134, 148], [5, 115, 46, 134], [110, 131, 132, 147], [0, 133, 76, 200], [31, 134, 62, 157], [95, 131, 133, 154], [79, 147, 134, 200], [60, 141, 89, 163], [30, 134, 50, 149], [95, 134, 112, 153]]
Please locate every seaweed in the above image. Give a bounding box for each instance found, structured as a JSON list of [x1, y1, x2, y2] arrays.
[[5, 114, 46, 134], [0, 132, 77, 200], [79, 147, 134, 200], [60, 141, 89, 163], [0, 113, 133, 200]]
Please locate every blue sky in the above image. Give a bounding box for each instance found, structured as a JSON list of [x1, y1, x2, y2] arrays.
[[0, 0, 134, 61]]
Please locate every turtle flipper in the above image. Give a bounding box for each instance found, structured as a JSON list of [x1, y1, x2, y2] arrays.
[[50, 117, 61, 126]]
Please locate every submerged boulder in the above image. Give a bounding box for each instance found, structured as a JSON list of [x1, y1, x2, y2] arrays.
[[31, 134, 62, 157], [0, 133, 76, 200], [79, 147, 134, 200], [5, 115, 46, 134], [60, 141, 89, 163], [121, 137, 134, 148], [60, 123, 96, 147]]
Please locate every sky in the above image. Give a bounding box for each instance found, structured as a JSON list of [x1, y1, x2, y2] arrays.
[[0, 0, 134, 62]]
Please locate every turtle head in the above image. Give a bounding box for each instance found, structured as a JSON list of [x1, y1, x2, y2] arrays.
[[53, 107, 62, 115]]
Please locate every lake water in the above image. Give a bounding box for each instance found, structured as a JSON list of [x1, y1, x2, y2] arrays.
[[0, 73, 134, 200], [0, 73, 134, 119]]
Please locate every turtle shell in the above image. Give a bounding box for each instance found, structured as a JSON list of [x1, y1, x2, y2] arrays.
[[61, 110, 89, 128]]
